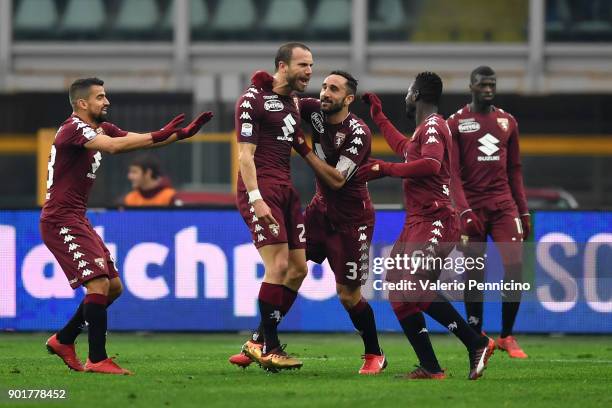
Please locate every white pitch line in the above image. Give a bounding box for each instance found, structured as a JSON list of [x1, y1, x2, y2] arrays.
[[547, 359, 612, 364]]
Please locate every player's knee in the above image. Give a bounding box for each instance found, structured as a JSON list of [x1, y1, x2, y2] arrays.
[[287, 262, 308, 283], [273, 257, 289, 276], [336, 285, 361, 310], [108, 279, 123, 301], [85, 276, 110, 296]]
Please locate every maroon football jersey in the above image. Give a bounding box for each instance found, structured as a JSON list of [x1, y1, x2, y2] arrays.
[[235, 82, 301, 189], [396, 113, 453, 217], [40, 115, 126, 221], [300, 98, 373, 225], [447, 105, 528, 214]]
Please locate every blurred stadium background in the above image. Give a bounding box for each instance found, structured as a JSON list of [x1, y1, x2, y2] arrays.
[[0, 0, 611, 336], [1, 0, 611, 208]]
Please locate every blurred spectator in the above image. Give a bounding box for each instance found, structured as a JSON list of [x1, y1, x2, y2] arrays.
[[124, 154, 176, 206]]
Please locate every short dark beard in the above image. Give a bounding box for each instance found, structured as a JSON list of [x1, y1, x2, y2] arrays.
[[321, 99, 344, 115], [287, 73, 303, 92], [92, 111, 107, 124]]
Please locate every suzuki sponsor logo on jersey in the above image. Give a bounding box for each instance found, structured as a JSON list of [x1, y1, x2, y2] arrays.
[[263, 94, 278, 100], [264, 100, 283, 112], [311, 112, 325, 134], [458, 121, 480, 133], [477, 133, 500, 161]]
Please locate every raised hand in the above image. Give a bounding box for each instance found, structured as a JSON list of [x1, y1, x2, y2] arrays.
[[251, 70, 274, 91], [151, 114, 185, 143], [362, 92, 384, 120], [176, 112, 214, 140]]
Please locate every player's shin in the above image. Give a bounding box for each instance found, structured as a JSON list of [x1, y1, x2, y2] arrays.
[[346, 297, 382, 355], [258, 282, 284, 352], [424, 296, 486, 350], [56, 301, 86, 345], [395, 309, 442, 373], [464, 267, 485, 333], [83, 294, 109, 363], [501, 263, 523, 338]]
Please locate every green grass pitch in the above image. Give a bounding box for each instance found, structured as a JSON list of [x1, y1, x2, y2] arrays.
[[1, 333, 611, 408]]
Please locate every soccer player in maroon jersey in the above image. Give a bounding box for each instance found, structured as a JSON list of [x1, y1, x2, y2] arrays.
[[359, 72, 495, 380], [447, 66, 530, 358], [290, 71, 386, 374], [228, 43, 312, 372], [41, 78, 213, 375]]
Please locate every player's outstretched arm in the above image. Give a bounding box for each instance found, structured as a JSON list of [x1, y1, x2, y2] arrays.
[[293, 130, 347, 190], [238, 142, 278, 226], [84, 112, 213, 154], [362, 92, 409, 156], [358, 157, 441, 182]]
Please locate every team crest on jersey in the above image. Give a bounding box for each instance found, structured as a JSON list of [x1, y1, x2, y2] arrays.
[[264, 100, 283, 112], [311, 112, 325, 134], [335, 132, 346, 147], [497, 118, 509, 132]]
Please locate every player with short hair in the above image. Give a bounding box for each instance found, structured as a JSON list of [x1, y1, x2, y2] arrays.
[[447, 66, 530, 358], [291, 70, 386, 374], [360, 72, 494, 380], [228, 43, 312, 372], [124, 154, 176, 206], [42, 77, 213, 375]]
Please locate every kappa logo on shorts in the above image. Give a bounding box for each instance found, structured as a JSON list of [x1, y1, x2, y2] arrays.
[[59, 227, 71, 235], [68, 243, 80, 252], [72, 251, 84, 260], [69, 278, 78, 285], [269, 224, 280, 237], [94, 258, 105, 269], [431, 228, 442, 237], [254, 224, 263, 232], [359, 233, 367, 241], [77, 260, 89, 269], [82, 269, 93, 277], [63, 235, 75, 243], [257, 234, 266, 242], [432, 220, 444, 228]]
